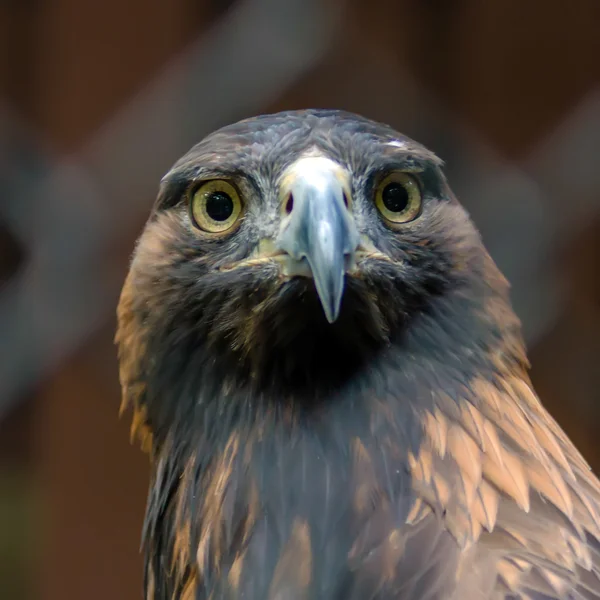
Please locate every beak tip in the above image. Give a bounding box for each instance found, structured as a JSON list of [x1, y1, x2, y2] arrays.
[[318, 285, 343, 324], [324, 307, 339, 324]]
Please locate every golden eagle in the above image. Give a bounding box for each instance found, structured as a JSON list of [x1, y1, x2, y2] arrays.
[[116, 110, 600, 599]]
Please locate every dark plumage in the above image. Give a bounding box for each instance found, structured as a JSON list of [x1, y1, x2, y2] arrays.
[[116, 109, 600, 599]]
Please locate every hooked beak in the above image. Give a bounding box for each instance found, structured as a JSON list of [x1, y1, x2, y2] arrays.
[[275, 156, 360, 323]]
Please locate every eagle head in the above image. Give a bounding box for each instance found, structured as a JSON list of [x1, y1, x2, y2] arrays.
[[117, 110, 515, 431]]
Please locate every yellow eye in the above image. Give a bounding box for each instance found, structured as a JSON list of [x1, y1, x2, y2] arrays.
[[374, 172, 422, 224], [190, 180, 243, 233]]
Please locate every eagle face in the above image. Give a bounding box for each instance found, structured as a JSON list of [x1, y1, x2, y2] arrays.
[[124, 110, 486, 400], [117, 110, 600, 600]]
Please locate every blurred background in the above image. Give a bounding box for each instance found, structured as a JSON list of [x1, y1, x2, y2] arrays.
[[0, 0, 598, 597]]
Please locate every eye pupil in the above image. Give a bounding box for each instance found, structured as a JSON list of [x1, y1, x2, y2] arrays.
[[205, 191, 234, 221], [382, 183, 409, 213]]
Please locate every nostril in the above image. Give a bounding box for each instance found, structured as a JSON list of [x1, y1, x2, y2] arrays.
[[285, 194, 294, 215], [342, 192, 349, 208]]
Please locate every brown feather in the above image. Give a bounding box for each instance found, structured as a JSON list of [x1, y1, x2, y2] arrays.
[[268, 519, 312, 600]]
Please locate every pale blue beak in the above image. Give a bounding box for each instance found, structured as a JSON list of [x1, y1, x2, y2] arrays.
[[276, 159, 359, 323]]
